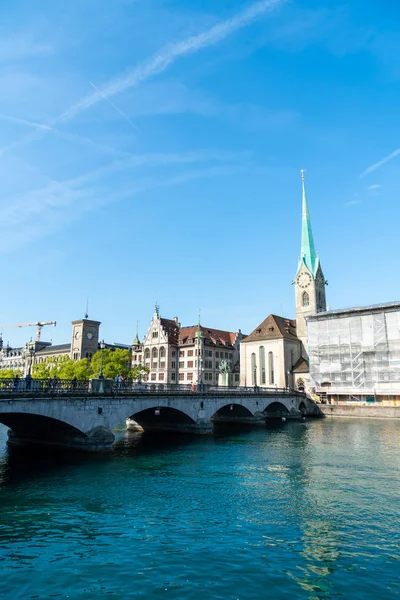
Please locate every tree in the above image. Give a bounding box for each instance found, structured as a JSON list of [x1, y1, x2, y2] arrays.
[[88, 348, 132, 380], [130, 364, 150, 381], [0, 369, 22, 379]]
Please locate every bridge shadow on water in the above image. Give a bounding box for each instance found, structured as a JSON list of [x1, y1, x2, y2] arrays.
[[0, 418, 293, 488]]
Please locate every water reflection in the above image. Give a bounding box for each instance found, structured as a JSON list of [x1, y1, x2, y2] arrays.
[[0, 421, 399, 600]]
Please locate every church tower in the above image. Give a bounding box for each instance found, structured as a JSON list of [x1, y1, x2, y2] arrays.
[[294, 171, 327, 356]]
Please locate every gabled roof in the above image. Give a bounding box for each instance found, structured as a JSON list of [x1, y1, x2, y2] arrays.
[[242, 314, 298, 343], [179, 326, 239, 346], [160, 318, 180, 344], [291, 357, 309, 373]]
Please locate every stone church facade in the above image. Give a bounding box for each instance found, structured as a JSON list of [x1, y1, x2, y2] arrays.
[[240, 173, 327, 393]]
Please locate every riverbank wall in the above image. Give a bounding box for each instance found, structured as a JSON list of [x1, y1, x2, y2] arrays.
[[320, 404, 400, 419]]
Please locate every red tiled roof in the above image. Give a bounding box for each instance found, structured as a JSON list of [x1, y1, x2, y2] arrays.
[[179, 325, 239, 346], [160, 318, 180, 344]]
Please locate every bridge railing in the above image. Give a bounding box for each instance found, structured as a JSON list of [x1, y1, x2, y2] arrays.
[[0, 378, 89, 394], [0, 378, 304, 397]]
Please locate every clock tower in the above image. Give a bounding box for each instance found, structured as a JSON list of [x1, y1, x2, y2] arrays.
[[70, 318, 101, 361], [294, 171, 327, 356]]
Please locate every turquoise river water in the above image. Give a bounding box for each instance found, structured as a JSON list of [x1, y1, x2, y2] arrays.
[[0, 418, 399, 599]]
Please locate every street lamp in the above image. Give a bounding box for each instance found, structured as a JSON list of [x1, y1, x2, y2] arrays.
[[99, 340, 105, 379], [29, 346, 35, 375]]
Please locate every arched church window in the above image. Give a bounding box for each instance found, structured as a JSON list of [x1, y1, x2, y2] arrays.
[[145, 348, 150, 359], [268, 351, 274, 385], [302, 291, 309, 307], [152, 347, 158, 358], [251, 353, 257, 386], [159, 346, 166, 358], [259, 346, 266, 384]]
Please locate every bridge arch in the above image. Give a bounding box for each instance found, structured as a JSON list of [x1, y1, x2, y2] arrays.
[[129, 406, 196, 432], [0, 413, 91, 448], [211, 403, 255, 422], [264, 401, 290, 419]]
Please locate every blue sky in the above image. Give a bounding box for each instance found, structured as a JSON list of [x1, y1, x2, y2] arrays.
[[0, 0, 399, 347]]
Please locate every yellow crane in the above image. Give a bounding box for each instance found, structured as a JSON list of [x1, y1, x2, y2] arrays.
[[0, 321, 57, 341]]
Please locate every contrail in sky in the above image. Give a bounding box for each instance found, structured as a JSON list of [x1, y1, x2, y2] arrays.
[[89, 82, 141, 133], [360, 148, 400, 178], [59, 0, 287, 122]]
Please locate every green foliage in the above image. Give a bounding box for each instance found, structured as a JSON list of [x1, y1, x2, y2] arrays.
[[30, 347, 134, 381], [88, 348, 131, 380], [130, 364, 150, 381], [0, 368, 23, 379]]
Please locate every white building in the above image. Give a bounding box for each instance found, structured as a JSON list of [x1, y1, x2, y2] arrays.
[[132, 306, 243, 386]]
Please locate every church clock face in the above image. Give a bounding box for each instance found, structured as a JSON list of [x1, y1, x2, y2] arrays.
[[297, 272, 312, 289]]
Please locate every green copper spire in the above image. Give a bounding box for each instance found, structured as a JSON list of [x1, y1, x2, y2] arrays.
[[195, 311, 204, 339], [299, 170, 318, 276]]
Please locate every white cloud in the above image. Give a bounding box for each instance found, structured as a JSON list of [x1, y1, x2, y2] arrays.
[[366, 184, 382, 191], [0, 32, 52, 62]]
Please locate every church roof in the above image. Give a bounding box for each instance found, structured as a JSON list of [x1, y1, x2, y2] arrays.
[[242, 315, 298, 343], [299, 173, 318, 276], [291, 356, 309, 373]]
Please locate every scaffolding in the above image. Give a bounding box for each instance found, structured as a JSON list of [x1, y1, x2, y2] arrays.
[[308, 302, 400, 399]]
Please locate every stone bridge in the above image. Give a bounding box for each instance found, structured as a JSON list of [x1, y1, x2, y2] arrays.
[[0, 387, 321, 451]]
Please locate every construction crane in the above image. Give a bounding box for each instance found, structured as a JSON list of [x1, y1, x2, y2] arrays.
[[0, 321, 57, 341]]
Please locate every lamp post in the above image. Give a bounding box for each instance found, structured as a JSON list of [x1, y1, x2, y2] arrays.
[[99, 340, 105, 379], [29, 346, 35, 375]]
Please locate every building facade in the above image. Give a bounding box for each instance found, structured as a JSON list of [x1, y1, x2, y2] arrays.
[[308, 302, 400, 403], [240, 172, 327, 392], [132, 306, 243, 386]]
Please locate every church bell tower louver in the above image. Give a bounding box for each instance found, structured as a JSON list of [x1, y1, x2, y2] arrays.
[[294, 171, 327, 356]]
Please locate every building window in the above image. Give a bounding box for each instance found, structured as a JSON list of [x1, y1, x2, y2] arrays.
[[187, 373, 193, 381], [302, 291, 310, 307], [215, 361, 219, 369], [207, 350, 213, 357], [160, 362, 165, 369], [139, 355, 142, 362], [160, 346, 166, 358], [133, 355, 137, 362], [179, 373, 184, 381], [251, 353, 257, 385], [179, 361, 184, 368], [159, 373, 164, 381], [151, 373, 156, 381], [171, 373, 176, 381], [152, 362, 157, 369], [152, 347, 158, 359], [188, 350, 194, 357], [145, 348, 150, 359], [171, 361, 176, 369], [268, 352, 274, 385], [179, 351, 185, 357], [152, 331, 158, 338], [216, 352, 219, 358], [73, 353, 79, 360], [235, 374, 240, 382], [172, 351, 176, 357], [260, 346, 266, 384], [188, 361, 194, 368]]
